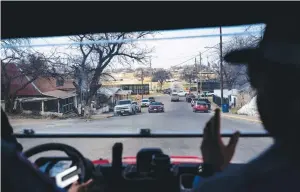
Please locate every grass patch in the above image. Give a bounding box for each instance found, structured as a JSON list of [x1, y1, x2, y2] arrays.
[[121, 72, 134, 79], [162, 82, 171, 89], [230, 107, 239, 114], [183, 83, 196, 89]]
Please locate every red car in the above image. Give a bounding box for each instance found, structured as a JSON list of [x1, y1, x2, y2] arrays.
[[192, 101, 209, 113]]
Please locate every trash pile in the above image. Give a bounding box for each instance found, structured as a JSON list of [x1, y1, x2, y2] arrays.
[[237, 95, 259, 116]]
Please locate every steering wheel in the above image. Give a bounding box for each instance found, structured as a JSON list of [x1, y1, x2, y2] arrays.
[[23, 143, 89, 186]]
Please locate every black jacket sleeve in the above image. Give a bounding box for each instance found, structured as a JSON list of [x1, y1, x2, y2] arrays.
[[1, 109, 23, 151], [1, 140, 65, 192]]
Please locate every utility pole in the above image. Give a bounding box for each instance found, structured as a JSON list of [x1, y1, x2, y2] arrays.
[[141, 69, 144, 99], [195, 58, 199, 97], [199, 52, 202, 93], [219, 26, 224, 108], [150, 58, 152, 92]]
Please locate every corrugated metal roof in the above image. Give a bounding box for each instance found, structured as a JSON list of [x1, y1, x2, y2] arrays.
[[42, 90, 77, 99], [98, 87, 121, 96], [5, 63, 41, 96], [117, 90, 132, 95], [4, 63, 76, 97]]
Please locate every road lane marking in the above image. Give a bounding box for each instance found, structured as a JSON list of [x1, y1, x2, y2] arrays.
[[221, 114, 262, 123]]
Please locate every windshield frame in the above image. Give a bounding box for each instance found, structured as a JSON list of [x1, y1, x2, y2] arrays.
[[14, 132, 271, 138]]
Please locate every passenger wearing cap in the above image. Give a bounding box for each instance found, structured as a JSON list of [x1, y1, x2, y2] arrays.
[[193, 22, 300, 192]]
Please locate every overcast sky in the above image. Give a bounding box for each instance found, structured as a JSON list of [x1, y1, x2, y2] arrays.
[[28, 24, 264, 69]]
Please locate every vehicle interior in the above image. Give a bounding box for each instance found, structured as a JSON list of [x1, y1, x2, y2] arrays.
[[2, 2, 292, 192]]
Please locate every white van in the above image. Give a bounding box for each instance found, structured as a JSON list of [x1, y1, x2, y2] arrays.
[[171, 93, 180, 102]]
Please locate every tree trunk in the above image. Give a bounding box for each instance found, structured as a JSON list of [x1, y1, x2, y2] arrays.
[[84, 98, 93, 118], [4, 93, 15, 114]]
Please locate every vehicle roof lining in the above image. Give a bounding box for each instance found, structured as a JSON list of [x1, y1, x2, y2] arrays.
[[2, 2, 294, 39]]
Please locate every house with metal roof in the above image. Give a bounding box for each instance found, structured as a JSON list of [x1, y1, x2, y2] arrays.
[[2, 63, 78, 116]]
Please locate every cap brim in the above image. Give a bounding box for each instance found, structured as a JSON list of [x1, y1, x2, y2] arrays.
[[224, 48, 260, 64]]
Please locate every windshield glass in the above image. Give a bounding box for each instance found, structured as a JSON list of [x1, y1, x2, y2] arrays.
[[3, 23, 272, 163], [150, 102, 162, 105], [117, 100, 131, 105]]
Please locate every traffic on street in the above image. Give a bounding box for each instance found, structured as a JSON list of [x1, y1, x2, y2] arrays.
[[16, 82, 272, 163]]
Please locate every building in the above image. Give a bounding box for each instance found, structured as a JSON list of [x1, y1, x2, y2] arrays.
[[2, 63, 77, 116], [97, 87, 131, 110], [103, 84, 150, 95]]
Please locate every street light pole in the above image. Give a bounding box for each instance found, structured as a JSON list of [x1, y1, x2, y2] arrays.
[[141, 69, 144, 99], [150, 58, 152, 91], [199, 52, 202, 92], [219, 26, 224, 107]]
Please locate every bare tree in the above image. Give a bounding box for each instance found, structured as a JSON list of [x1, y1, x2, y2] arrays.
[[179, 65, 198, 84], [1, 53, 62, 113], [209, 25, 264, 89], [134, 67, 151, 79], [152, 69, 172, 90], [69, 32, 154, 117], [1, 39, 63, 113]]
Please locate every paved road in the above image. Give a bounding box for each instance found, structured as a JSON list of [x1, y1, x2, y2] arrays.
[[16, 82, 273, 163]]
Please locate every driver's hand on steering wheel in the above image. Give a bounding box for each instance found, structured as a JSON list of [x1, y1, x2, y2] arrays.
[[201, 108, 240, 171], [68, 179, 93, 192]]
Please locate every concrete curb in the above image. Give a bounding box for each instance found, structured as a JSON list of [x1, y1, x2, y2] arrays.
[[221, 114, 262, 123], [90, 114, 114, 120], [209, 101, 261, 123]]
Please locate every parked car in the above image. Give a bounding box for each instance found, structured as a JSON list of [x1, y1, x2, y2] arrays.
[[201, 91, 214, 97], [192, 101, 209, 113], [186, 93, 196, 102], [132, 101, 141, 113], [163, 88, 171, 94], [149, 97, 155, 102], [141, 99, 151, 107], [178, 90, 189, 97], [114, 99, 136, 116], [191, 98, 211, 109], [148, 102, 164, 113], [171, 93, 180, 102]]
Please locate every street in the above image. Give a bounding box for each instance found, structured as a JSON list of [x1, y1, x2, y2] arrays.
[[16, 93, 273, 163]]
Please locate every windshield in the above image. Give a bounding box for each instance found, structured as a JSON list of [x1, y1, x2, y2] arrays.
[[117, 100, 131, 105], [150, 102, 162, 105], [197, 101, 207, 105], [3, 23, 272, 163]]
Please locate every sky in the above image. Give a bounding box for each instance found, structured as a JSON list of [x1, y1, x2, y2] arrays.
[[25, 24, 264, 69]]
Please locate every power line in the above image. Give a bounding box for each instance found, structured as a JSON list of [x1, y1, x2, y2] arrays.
[[2, 31, 262, 49], [172, 41, 227, 67]]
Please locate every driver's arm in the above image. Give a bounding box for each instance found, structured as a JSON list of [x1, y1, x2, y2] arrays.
[[2, 140, 65, 192]]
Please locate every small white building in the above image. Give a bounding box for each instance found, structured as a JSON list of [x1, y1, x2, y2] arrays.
[[213, 89, 239, 107]]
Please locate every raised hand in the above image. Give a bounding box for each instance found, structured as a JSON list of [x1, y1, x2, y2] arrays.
[[200, 108, 240, 171]]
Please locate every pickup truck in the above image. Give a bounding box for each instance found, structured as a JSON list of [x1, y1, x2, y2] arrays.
[[114, 99, 136, 116]]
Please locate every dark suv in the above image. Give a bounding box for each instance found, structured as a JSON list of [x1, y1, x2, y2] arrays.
[[186, 94, 196, 103], [149, 97, 155, 102]]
